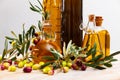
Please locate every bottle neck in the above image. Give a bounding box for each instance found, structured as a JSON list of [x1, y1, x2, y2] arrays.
[[95, 21, 102, 27], [87, 21, 95, 28]]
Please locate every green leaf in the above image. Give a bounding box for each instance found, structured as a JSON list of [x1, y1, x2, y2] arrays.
[[85, 63, 96, 67], [86, 48, 93, 57], [29, 25, 35, 37], [5, 36, 16, 40], [37, 0, 43, 9], [104, 63, 112, 67], [92, 43, 97, 58], [35, 5, 42, 11], [19, 34, 22, 44], [4, 39, 8, 51], [30, 7, 40, 13], [25, 32, 29, 40], [42, 56, 56, 61], [66, 40, 72, 54], [11, 31, 17, 38], [40, 62, 53, 69], [104, 56, 113, 61], [38, 20, 42, 31], [92, 54, 103, 62], [50, 48, 63, 60], [44, 12, 50, 20], [25, 40, 30, 53], [29, 2, 40, 13], [22, 24, 25, 42], [16, 47, 22, 55], [21, 43, 25, 56], [110, 59, 118, 62], [110, 51, 120, 57], [95, 66, 106, 70], [11, 57, 17, 61], [2, 49, 6, 60]]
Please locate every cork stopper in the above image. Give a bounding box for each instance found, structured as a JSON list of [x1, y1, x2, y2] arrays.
[[95, 16, 103, 26], [88, 14, 95, 22]]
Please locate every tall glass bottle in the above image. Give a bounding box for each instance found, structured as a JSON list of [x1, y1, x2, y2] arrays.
[[43, 0, 83, 47], [43, 0, 62, 47], [62, 0, 83, 46]]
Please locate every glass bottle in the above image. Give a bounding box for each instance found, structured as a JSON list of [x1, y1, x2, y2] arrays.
[[31, 20, 62, 63], [82, 14, 95, 50], [43, 0, 62, 47], [84, 16, 110, 61], [42, 20, 55, 41], [94, 16, 110, 58], [62, 0, 83, 46]]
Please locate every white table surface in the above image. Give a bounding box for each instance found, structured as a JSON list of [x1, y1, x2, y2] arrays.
[[0, 55, 120, 80]]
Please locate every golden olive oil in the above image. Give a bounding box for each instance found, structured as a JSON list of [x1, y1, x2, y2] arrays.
[[82, 16, 110, 61]]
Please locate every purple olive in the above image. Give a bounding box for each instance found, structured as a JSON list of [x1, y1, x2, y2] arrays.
[[81, 64, 87, 71], [76, 59, 82, 67], [23, 67, 32, 73], [71, 63, 79, 70], [33, 39, 39, 45], [14, 61, 18, 66], [7, 60, 12, 65], [0, 65, 5, 70], [34, 32, 39, 37]]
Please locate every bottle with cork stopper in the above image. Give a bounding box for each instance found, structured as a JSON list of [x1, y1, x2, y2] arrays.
[[94, 16, 110, 59], [81, 14, 95, 51], [82, 15, 110, 62]]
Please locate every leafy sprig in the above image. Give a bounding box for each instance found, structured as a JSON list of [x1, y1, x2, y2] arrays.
[[42, 41, 120, 70], [40, 40, 86, 69], [84, 43, 120, 70], [2, 25, 36, 61], [29, 0, 50, 20]]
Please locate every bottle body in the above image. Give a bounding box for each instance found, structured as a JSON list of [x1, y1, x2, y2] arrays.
[[82, 16, 110, 61], [62, 0, 83, 46], [43, 0, 62, 46], [82, 15, 95, 51], [43, 0, 83, 47], [94, 27, 110, 58]]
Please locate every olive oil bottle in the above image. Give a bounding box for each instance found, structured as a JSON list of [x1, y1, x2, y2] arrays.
[[94, 16, 110, 58], [82, 15, 95, 50], [43, 0, 83, 47], [43, 0, 62, 46], [82, 15, 110, 61], [62, 0, 83, 46]]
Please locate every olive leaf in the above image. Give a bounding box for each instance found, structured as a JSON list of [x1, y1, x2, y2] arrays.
[[50, 48, 63, 60], [86, 43, 96, 57], [40, 62, 53, 69], [19, 34, 22, 44], [38, 20, 42, 31], [11, 31, 17, 38], [42, 56, 56, 61], [2, 25, 36, 61], [29, 0, 50, 20], [91, 54, 103, 62]]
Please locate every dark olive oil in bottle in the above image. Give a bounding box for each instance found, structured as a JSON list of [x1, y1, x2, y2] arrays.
[[62, 0, 83, 46]]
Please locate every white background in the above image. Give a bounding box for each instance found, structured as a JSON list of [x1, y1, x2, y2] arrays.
[[0, 0, 120, 54]]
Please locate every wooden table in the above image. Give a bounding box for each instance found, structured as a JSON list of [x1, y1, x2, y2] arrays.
[[0, 55, 120, 80]]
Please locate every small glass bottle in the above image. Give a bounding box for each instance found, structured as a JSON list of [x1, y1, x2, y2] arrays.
[[94, 16, 110, 58], [82, 14, 95, 51]]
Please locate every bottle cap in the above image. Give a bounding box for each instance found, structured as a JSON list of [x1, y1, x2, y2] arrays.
[[88, 14, 95, 22], [95, 16, 103, 26]]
